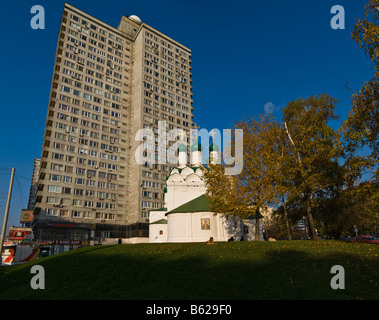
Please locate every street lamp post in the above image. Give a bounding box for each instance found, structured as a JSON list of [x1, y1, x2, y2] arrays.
[[0, 168, 16, 265]]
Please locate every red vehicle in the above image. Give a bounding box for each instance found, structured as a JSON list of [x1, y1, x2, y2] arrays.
[[351, 235, 379, 244]]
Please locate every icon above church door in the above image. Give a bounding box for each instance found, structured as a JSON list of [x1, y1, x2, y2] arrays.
[[201, 218, 210, 230]]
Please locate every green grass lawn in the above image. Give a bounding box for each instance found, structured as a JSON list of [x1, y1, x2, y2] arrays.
[[0, 241, 378, 300]]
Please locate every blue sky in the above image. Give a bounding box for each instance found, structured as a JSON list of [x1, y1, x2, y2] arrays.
[[0, 0, 373, 229]]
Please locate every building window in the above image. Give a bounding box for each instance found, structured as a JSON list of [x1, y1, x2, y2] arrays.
[[83, 211, 93, 219], [47, 185, 62, 193], [46, 208, 59, 216], [61, 210, 69, 217], [72, 210, 82, 218]]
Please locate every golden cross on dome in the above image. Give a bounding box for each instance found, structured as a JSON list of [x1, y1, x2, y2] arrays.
[[192, 123, 200, 141]]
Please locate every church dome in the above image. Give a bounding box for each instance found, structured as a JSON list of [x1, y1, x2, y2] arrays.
[[209, 144, 219, 152], [177, 143, 187, 153], [191, 140, 202, 152]]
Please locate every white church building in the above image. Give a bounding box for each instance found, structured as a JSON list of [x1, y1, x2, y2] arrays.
[[149, 140, 264, 243]]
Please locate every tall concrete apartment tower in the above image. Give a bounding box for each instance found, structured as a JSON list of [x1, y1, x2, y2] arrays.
[[33, 3, 193, 243], [27, 158, 41, 210]]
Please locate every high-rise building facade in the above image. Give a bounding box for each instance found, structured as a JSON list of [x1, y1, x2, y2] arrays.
[[27, 158, 41, 210], [32, 3, 193, 242]]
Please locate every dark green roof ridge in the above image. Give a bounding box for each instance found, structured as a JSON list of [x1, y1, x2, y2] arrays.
[[166, 194, 210, 215], [150, 219, 168, 225], [150, 208, 167, 211]]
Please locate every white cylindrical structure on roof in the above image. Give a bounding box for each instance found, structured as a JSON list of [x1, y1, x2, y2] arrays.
[[190, 140, 202, 167]]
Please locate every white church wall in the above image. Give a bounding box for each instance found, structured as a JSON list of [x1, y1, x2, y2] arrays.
[[165, 185, 206, 212], [149, 210, 167, 224], [167, 212, 224, 243], [167, 213, 192, 242], [190, 212, 219, 243], [149, 224, 168, 243], [149, 210, 168, 243], [151, 210, 265, 243], [180, 167, 195, 179], [194, 167, 204, 177]]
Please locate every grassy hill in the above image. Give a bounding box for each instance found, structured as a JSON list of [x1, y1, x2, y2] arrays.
[[0, 241, 378, 300]]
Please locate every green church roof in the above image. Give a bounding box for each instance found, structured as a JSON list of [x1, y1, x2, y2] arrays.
[[177, 144, 187, 152], [190, 140, 202, 152], [150, 208, 168, 212], [150, 219, 168, 225], [209, 144, 219, 152], [164, 194, 265, 219], [166, 194, 210, 215]]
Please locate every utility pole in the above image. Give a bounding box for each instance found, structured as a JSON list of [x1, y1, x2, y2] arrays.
[[0, 168, 15, 265]]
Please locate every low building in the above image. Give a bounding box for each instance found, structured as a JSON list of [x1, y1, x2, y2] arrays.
[[149, 141, 264, 243]]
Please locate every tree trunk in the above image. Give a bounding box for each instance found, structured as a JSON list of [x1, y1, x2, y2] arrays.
[[307, 204, 319, 241], [283, 203, 292, 241], [255, 208, 260, 241]]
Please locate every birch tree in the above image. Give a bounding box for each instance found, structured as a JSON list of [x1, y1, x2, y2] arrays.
[[281, 94, 343, 240]]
